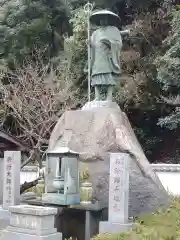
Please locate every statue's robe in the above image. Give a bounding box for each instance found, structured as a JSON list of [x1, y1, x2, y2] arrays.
[[91, 26, 122, 86]]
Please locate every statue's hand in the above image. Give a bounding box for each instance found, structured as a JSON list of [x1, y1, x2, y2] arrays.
[[84, 61, 88, 73], [84, 64, 92, 74], [84, 68, 88, 73], [100, 39, 111, 48], [86, 39, 91, 46]]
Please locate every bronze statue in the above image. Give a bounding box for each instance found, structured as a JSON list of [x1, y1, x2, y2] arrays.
[[88, 10, 123, 101]]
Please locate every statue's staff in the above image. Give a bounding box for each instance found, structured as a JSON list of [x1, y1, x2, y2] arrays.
[[84, 2, 93, 102]]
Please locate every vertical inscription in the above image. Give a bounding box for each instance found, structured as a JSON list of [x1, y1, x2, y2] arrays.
[[3, 155, 13, 208], [108, 153, 130, 223], [3, 151, 21, 210]]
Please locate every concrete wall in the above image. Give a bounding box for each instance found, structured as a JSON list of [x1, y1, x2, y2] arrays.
[[20, 166, 39, 184], [152, 164, 180, 196], [19, 164, 180, 196], [156, 171, 180, 196], [0, 161, 180, 207]]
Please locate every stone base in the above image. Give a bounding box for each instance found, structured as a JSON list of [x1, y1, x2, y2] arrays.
[[82, 101, 120, 110], [0, 229, 62, 240], [21, 192, 37, 201], [99, 221, 135, 234], [1, 205, 62, 240], [0, 206, 10, 230]]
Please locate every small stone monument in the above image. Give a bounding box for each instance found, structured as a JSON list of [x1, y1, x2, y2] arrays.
[[0, 151, 21, 230], [0, 157, 3, 204], [99, 153, 134, 233], [0, 205, 62, 240]]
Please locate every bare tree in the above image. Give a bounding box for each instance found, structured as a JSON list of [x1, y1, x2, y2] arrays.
[[0, 56, 81, 170]]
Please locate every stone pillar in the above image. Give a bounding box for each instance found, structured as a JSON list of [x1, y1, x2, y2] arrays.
[[0, 158, 3, 205], [1, 205, 62, 240], [0, 151, 21, 230], [99, 153, 134, 233]]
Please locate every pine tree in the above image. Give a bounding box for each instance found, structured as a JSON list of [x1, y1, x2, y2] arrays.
[[156, 9, 180, 130]]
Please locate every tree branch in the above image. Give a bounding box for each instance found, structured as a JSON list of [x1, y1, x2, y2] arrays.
[[20, 177, 40, 194], [0, 53, 81, 168], [160, 95, 180, 107]]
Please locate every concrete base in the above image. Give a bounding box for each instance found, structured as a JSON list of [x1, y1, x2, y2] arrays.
[[0, 229, 62, 240], [0, 206, 10, 230], [99, 221, 135, 234], [2, 205, 62, 240]]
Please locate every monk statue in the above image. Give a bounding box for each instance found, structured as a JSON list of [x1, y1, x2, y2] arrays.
[[88, 11, 123, 101]]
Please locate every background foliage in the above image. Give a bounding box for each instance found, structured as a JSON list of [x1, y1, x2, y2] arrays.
[[155, 10, 180, 130], [0, 0, 71, 69]]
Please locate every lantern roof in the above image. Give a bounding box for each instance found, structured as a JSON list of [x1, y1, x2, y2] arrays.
[[47, 147, 79, 156]]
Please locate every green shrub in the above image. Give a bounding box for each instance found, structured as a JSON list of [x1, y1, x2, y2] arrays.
[[92, 197, 180, 240]]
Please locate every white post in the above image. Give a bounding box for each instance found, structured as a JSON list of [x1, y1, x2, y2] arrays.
[[0, 158, 3, 204], [108, 153, 129, 223], [99, 152, 134, 233], [3, 151, 21, 210], [0, 151, 21, 230]]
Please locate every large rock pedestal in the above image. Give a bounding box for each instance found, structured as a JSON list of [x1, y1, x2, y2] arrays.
[[1, 205, 62, 240], [48, 104, 169, 216]]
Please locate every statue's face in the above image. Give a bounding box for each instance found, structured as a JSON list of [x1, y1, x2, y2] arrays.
[[99, 19, 109, 26]]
